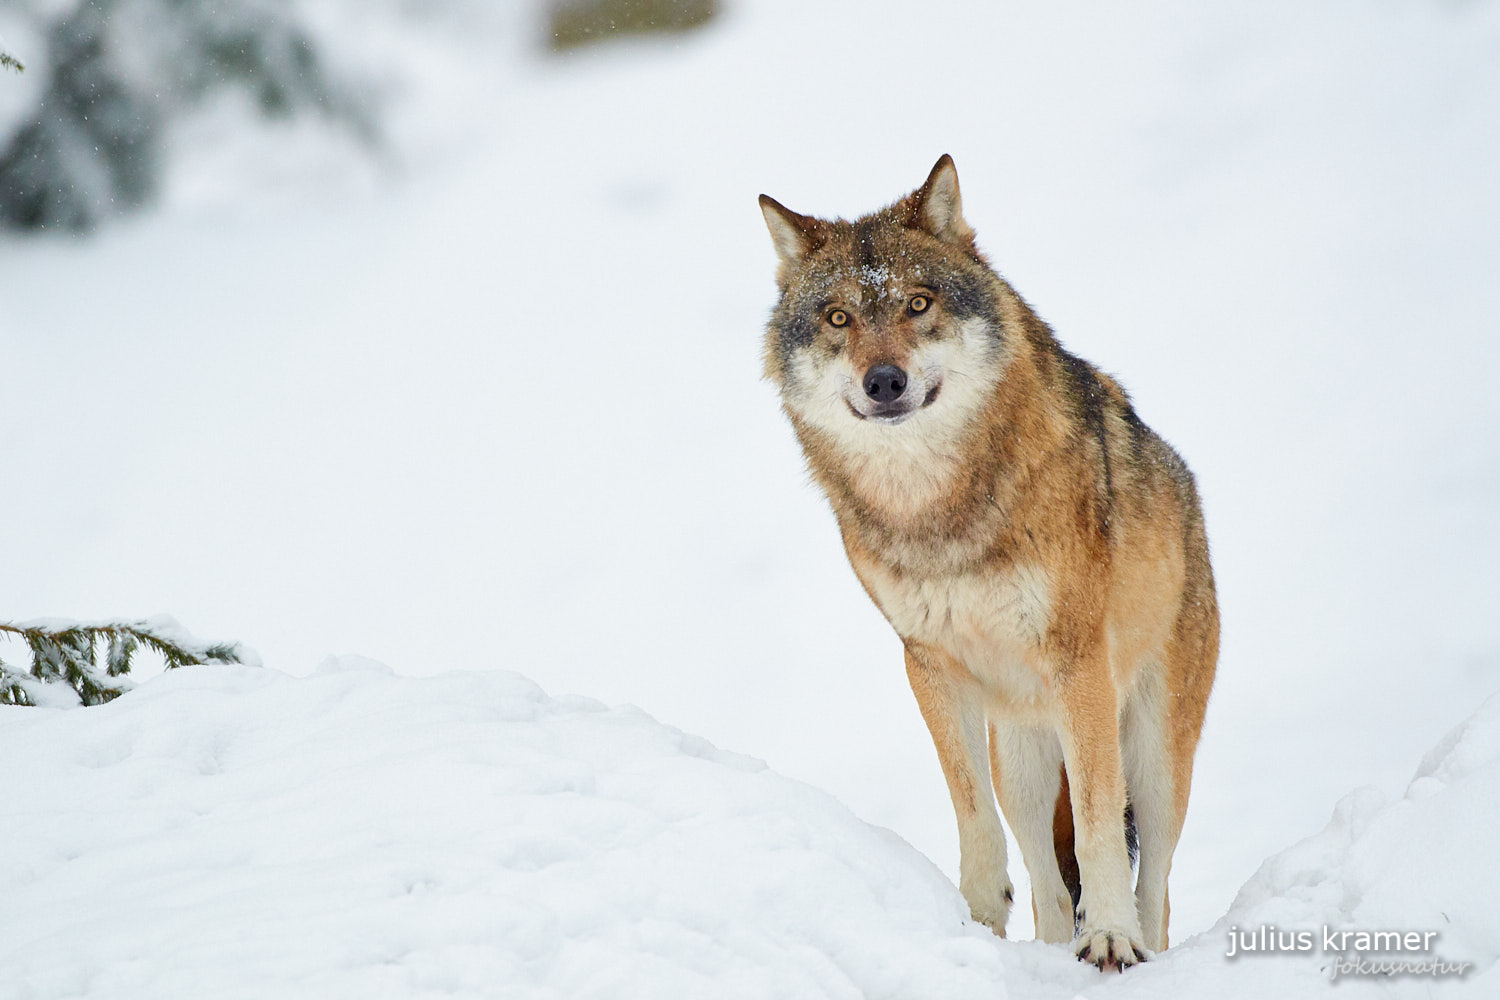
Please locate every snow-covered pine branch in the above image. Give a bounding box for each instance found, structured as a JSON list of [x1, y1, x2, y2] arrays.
[[0, 617, 258, 707]]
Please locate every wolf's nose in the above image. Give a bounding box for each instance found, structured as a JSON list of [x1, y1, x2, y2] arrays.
[[863, 365, 908, 403]]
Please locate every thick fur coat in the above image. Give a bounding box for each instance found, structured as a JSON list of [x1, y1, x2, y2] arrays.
[[760, 156, 1218, 970]]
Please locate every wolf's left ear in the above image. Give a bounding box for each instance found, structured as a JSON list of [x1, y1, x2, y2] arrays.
[[759, 194, 826, 266], [906, 154, 974, 244]]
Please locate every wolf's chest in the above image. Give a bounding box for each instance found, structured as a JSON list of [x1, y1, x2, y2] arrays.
[[860, 562, 1052, 677]]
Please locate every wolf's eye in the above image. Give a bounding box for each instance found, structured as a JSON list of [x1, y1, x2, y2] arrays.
[[828, 309, 849, 327], [909, 295, 930, 314]]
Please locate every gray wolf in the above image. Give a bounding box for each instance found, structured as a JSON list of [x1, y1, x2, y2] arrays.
[[758, 156, 1218, 970]]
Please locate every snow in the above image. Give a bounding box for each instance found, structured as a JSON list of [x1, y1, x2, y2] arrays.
[[1, 662, 1497, 998], [0, 663, 1072, 999], [2, 0, 1499, 994]]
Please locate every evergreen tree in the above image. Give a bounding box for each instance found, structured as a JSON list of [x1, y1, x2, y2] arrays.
[[0, 0, 369, 232], [0, 618, 256, 707]]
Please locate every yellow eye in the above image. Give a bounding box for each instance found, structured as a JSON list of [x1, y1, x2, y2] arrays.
[[909, 295, 930, 314], [828, 309, 849, 327]]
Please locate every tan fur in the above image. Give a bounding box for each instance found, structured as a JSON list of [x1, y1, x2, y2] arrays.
[[760, 156, 1218, 970]]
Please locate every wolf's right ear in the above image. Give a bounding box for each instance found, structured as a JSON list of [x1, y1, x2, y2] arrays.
[[759, 195, 826, 268]]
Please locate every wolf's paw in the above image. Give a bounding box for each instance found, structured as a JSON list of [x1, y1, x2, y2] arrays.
[[962, 878, 1014, 937], [1074, 925, 1148, 972]]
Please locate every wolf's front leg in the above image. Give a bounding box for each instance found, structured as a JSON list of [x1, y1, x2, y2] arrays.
[[904, 641, 1012, 935], [1055, 650, 1146, 971]]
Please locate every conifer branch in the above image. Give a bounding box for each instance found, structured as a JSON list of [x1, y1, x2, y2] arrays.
[[0, 35, 21, 73], [0, 618, 256, 707]]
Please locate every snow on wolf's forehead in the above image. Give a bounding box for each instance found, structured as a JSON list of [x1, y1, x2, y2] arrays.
[[855, 264, 895, 298], [802, 259, 929, 307]]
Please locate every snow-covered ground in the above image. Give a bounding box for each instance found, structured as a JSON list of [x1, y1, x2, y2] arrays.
[[2, 0, 1499, 994], [1, 663, 1496, 998]]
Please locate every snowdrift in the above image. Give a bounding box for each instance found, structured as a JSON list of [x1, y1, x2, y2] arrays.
[[2, 664, 1496, 999]]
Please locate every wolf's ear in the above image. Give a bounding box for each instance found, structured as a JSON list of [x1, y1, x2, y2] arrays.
[[906, 154, 974, 244], [759, 194, 825, 266]]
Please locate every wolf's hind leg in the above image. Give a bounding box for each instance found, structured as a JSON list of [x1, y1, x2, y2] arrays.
[[1122, 664, 1185, 952], [990, 722, 1075, 943], [905, 642, 1012, 935]]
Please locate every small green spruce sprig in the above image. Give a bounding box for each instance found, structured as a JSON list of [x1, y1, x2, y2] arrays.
[[0, 36, 22, 73], [0, 618, 255, 707]]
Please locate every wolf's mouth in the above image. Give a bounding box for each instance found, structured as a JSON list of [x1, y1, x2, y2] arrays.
[[846, 378, 943, 424]]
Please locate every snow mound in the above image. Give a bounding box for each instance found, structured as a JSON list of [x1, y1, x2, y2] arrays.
[[3, 663, 1498, 999], [0, 662, 1092, 1000], [1098, 694, 1500, 999], [1228, 692, 1500, 957]]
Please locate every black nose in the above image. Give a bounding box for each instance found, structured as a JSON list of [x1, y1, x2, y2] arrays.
[[863, 365, 908, 403]]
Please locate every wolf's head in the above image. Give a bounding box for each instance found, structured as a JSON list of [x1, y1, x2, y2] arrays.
[[759, 156, 1011, 461]]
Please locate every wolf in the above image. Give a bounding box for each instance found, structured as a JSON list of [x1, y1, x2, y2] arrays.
[[758, 156, 1218, 970]]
